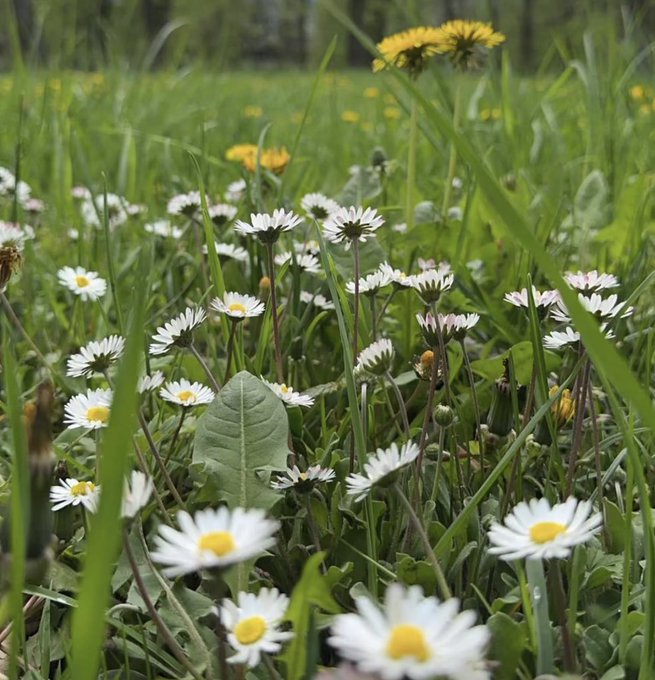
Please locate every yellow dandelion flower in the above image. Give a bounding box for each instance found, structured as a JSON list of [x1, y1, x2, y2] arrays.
[[384, 106, 401, 120], [341, 110, 360, 123], [434, 19, 505, 69], [244, 105, 263, 118], [363, 87, 380, 98], [226, 144, 258, 162], [630, 85, 646, 100], [373, 26, 444, 77], [243, 147, 290, 175], [549, 385, 575, 426], [639, 103, 652, 116], [360, 122, 373, 132]]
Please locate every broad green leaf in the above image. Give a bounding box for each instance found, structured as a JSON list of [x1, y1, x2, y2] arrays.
[[191, 371, 288, 509], [487, 612, 528, 680], [470, 340, 557, 384]]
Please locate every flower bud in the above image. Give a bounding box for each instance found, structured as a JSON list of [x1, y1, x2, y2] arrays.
[[434, 404, 454, 427], [259, 275, 271, 301], [486, 362, 515, 437]]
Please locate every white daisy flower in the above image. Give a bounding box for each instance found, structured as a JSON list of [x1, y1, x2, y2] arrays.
[[0, 221, 33, 250], [447, 206, 463, 221], [50, 478, 100, 513], [149, 306, 206, 355], [274, 251, 321, 274], [345, 270, 391, 296], [293, 240, 321, 257], [543, 325, 615, 350], [22, 197, 45, 214], [235, 209, 303, 244], [299, 291, 335, 310], [438, 313, 480, 343], [144, 219, 183, 239], [202, 242, 249, 262], [565, 270, 620, 292], [221, 588, 293, 668], [167, 190, 201, 217], [121, 471, 154, 519], [300, 192, 340, 220], [409, 269, 454, 303], [551, 292, 633, 323], [225, 179, 247, 203], [488, 496, 603, 561], [209, 203, 238, 226], [0, 168, 31, 203], [63, 388, 112, 430], [271, 464, 336, 492], [127, 203, 147, 217], [210, 292, 265, 320], [57, 266, 107, 301], [379, 262, 413, 288], [356, 338, 394, 376], [503, 286, 559, 310], [261, 378, 315, 407], [71, 186, 91, 200], [66, 335, 125, 377], [323, 206, 385, 247], [80, 193, 129, 230], [346, 441, 420, 501], [328, 583, 490, 680], [392, 222, 408, 234], [138, 371, 166, 393], [151, 506, 280, 577], [67, 228, 79, 240], [452, 176, 464, 190], [160, 379, 215, 407]]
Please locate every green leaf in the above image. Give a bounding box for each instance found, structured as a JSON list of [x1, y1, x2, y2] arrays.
[[280, 551, 340, 680], [487, 612, 528, 680], [191, 371, 289, 509], [470, 340, 557, 384]]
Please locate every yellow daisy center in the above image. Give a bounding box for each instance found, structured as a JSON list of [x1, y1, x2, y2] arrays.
[[86, 405, 110, 423], [228, 302, 247, 314], [177, 389, 196, 403], [234, 615, 267, 645], [280, 384, 290, 394], [198, 531, 236, 556], [530, 521, 567, 544], [387, 624, 430, 661], [71, 481, 95, 496], [75, 275, 90, 288]]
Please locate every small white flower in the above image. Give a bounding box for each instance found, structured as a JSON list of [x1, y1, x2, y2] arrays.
[[57, 266, 107, 301], [138, 371, 165, 393], [202, 242, 249, 262], [160, 379, 215, 407], [0, 221, 33, 250], [225, 179, 247, 203], [300, 192, 340, 220], [121, 471, 154, 519], [149, 307, 206, 355], [503, 286, 559, 310], [271, 465, 335, 491], [63, 388, 113, 430], [345, 270, 391, 296], [261, 378, 314, 407], [0, 167, 31, 203], [409, 269, 454, 303], [221, 588, 293, 668], [346, 442, 419, 501], [23, 197, 45, 213], [328, 583, 491, 680], [274, 251, 321, 274], [379, 262, 413, 288], [71, 186, 91, 200], [356, 338, 394, 376], [209, 203, 238, 226], [293, 240, 321, 257], [66, 335, 125, 377], [167, 191, 201, 216], [452, 176, 464, 190], [551, 292, 633, 323], [392, 222, 408, 234], [50, 478, 100, 513], [447, 206, 463, 221], [299, 291, 335, 310], [565, 270, 619, 292], [235, 209, 302, 243], [323, 206, 384, 247], [543, 325, 615, 350], [488, 496, 603, 561], [151, 506, 280, 577], [67, 228, 79, 240], [210, 292, 265, 320], [80, 193, 129, 230], [438, 313, 480, 342], [144, 220, 183, 239]]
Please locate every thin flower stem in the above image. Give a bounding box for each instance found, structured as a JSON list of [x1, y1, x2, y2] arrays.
[[551, 560, 576, 672], [375, 289, 397, 330], [303, 496, 326, 570], [266, 243, 284, 383], [123, 529, 203, 680], [587, 380, 604, 514], [385, 371, 410, 437], [262, 654, 283, 680], [213, 578, 230, 680], [430, 425, 447, 505], [189, 343, 221, 393], [131, 437, 170, 521], [416, 347, 439, 489], [102, 182, 125, 334], [164, 408, 187, 466], [406, 97, 418, 232], [352, 238, 360, 365], [441, 76, 463, 219], [369, 295, 377, 341], [395, 484, 451, 600], [381, 382, 406, 441], [460, 339, 483, 477], [566, 357, 591, 496], [223, 320, 238, 383]]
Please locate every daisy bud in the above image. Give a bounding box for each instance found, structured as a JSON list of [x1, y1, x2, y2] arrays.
[[434, 404, 454, 428], [0, 244, 21, 292], [259, 276, 271, 301], [486, 364, 515, 438]]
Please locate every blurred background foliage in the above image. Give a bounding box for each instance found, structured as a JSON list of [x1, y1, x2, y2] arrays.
[[3, 0, 655, 72]]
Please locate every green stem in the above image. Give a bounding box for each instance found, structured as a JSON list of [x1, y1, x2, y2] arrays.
[[266, 242, 284, 383], [164, 408, 187, 466], [441, 78, 463, 219], [406, 98, 418, 231], [430, 425, 447, 505], [223, 320, 238, 384], [385, 371, 410, 437], [526, 558, 554, 675], [352, 238, 360, 364], [190, 343, 221, 393]]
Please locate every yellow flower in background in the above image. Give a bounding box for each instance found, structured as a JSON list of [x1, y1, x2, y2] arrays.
[[373, 26, 443, 77], [435, 19, 505, 69], [360, 122, 373, 133], [244, 105, 263, 118], [480, 107, 502, 121], [639, 103, 652, 116], [384, 106, 401, 120], [549, 385, 575, 426], [341, 110, 360, 123], [630, 85, 646, 100], [363, 87, 380, 98], [226, 144, 258, 162], [242, 146, 290, 175]]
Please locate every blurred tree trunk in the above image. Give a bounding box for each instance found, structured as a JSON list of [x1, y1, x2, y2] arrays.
[[347, 0, 368, 66], [520, 0, 534, 70], [443, 0, 456, 20], [142, 0, 172, 39], [12, 0, 40, 60]]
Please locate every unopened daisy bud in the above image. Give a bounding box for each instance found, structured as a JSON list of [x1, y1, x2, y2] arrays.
[[0, 244, 21, 292], [259, 276, 271, 301], [370, 146, 388, 171], [434, 404, 454, 428], [486, 365, 514, 438], [355, 338, 394, 376]]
